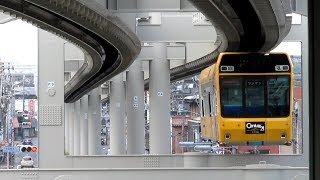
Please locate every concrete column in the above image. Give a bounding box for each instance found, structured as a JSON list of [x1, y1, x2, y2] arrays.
[[149, 43, 171, 154], [126, 60, 145, 154], [80, 95, 89, 155], [109, 73, 126, 155], [38, 29, 71, 167], [73, 100, 81, 155], [64, 103, 69, 155], [88, 87, 101, 155], [68, 103, 74, 155]]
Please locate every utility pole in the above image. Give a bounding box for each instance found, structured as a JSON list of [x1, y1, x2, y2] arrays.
[[22, 74, 25, 112], [0, 62, 15, 169]]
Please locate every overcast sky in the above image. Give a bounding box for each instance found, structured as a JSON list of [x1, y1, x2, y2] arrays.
[[0, 19, 37, 65], [272, 41, 302, 56]]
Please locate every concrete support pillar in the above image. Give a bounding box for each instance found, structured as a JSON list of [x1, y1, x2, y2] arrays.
[[126, 60, 145, 154], [109, 73, 126, 155], [64, 103, 70, 155], [38, 29, 71, 167], [149, 43, 171, 154], [88, 88, 101, 155], [68, 103, 74, 155], [73, 100, 81, 155], [80, 95, 89, 155]]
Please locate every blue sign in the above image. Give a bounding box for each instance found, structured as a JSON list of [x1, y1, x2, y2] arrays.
[[2, 146, 20, 153]]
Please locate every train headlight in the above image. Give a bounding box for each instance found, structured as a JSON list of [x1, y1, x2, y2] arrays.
[[280, 133, 286, 139], [225, 133, 231, 140]]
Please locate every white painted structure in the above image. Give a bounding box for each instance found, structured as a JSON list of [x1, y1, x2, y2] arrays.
[[0, 0, 310, 179]]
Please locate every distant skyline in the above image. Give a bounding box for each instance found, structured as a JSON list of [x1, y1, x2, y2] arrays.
[[0, 19, 37, 65]]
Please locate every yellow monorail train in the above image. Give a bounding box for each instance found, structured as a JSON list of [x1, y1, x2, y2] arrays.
[[199, 52, 293, 146]]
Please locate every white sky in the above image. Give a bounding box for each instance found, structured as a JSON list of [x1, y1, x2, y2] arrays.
[[0, 19, 37, 65], [272, 41, 302, 56]]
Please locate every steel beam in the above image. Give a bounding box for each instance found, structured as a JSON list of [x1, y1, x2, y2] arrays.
[[137, 13, 216, 42]]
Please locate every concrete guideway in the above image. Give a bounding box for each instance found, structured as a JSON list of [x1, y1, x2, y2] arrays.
[[0, 0, 141, 103]]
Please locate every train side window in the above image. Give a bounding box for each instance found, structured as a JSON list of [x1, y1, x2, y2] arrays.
[[208, 92, 212, 116], [201, 99, 205, 116]]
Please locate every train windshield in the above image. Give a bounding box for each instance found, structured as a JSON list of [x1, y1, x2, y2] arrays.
[[220, 76, 290, 118]]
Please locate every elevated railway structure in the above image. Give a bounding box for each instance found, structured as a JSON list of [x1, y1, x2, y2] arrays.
[[0, 0, 310, 179]]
